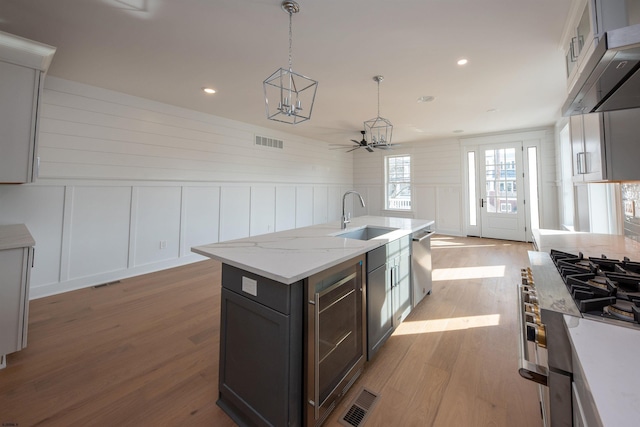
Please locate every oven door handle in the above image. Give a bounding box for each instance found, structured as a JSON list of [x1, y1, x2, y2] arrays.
[[517, 285, 548, 386]]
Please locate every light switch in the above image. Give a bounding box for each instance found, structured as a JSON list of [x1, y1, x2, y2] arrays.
[[242, 276, 258, 296]]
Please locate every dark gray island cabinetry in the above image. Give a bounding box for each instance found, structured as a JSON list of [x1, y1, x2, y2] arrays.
[[218, 264, 304, 427], [218, 254, 366, 427], [366, 235, 411, 360]]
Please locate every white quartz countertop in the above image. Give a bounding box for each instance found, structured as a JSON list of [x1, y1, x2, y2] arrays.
[[532, 229, 640, 260], [564, 315, 640, 425], [0, 224, 35, 250], [192, 216, 434, 284]]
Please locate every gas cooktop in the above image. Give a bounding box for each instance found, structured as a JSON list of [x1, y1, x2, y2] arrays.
[[550, 249, 640, 327]]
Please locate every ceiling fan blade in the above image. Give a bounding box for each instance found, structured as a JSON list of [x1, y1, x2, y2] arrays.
[[350, 139, 361, 144], [365, 146, 374, 152], [346, 146, 361, 153]]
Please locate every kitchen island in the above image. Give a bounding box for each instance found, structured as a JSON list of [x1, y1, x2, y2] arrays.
[[193, 215, 434, 427], [193, 215, 434, 284]]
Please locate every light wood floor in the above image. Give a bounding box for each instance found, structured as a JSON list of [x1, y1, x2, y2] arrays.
[[0, 236, 542, 427]]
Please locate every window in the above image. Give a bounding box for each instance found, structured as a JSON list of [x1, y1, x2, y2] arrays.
[[385, 155, 411, 210], [468, 151, 477, 226]]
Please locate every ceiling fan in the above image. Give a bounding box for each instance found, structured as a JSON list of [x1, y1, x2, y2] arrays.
[[329, 130, 400, 153]]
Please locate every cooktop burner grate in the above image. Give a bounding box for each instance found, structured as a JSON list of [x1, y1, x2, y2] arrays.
[[549, 249, 640, 327]]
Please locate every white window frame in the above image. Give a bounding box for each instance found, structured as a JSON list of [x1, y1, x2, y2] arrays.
[[384, 154, 412, 211]]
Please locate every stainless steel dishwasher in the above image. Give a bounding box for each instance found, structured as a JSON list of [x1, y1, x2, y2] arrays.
[[411, 227, 434, 307]]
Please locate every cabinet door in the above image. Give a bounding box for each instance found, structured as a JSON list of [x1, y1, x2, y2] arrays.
[[0, 61, 40, 183], [366, 264, 393, 360], [602, 109, 640, 181], [393, 254, 412, 326], [0, 247, 30, 355], [582, 113, 603, 181], [570, 115, 585, 183], [219, 287, 300, 427]]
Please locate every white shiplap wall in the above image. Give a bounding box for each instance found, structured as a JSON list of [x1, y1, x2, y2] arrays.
[[0, 77, 354, 298], [353, 138, 464, 236], [353, 129, 559, 237]]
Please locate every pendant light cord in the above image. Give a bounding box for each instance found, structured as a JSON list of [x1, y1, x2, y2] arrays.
[[288, 10, 293, 71], [377, 79, 381, 116]]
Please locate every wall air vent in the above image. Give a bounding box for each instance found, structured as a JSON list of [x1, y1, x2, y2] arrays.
[[255, 135, 283, 149]]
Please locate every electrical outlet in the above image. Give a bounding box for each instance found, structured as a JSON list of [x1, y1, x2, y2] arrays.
[[159, 240, 167, 249]]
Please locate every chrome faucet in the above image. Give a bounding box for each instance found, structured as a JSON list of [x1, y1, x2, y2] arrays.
[[342, 190, 366, 229]]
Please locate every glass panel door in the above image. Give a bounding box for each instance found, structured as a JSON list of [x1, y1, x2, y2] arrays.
[[479, 142, 526, 241]]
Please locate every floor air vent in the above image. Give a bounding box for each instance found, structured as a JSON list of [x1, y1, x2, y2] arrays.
[[255, 135, 283, 149], [339, 387, 379, 427], [93, 280, 121, 289]]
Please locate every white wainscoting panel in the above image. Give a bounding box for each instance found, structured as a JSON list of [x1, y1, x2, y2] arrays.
[[415, 186, 437, 224], [296, 186, 313, 227], [436, 186, 463, 235], [275, 186, 296, 232], [220, 186, 251, 241], [133, 187, 182, 266], [327, 186, 339, 223], [182, 186, 220, 256], [250, 186, 276, 236], [66, 186, 131, 280], [313, 186, 328, 225]]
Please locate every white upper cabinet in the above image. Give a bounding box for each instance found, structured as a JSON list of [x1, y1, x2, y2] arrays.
[[563, 0, 630, 95], [0, 31, 55, 184], [571, 109, 640, 182]]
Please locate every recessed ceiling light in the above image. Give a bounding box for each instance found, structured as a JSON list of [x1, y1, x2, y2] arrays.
[[487, 108, 498, 113], [417, 95, 435, 103], [453, 129, 464, 133], [457, 59, 468, 66], [202, 87, 216, 94]]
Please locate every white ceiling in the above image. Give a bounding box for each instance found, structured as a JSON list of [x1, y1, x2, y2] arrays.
[[0, 0, 573, 145]]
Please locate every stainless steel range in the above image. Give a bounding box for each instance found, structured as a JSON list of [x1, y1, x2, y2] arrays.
[[518, 249, 640, 426]]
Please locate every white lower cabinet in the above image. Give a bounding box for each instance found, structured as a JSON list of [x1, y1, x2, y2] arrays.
[[0, 224, 35, 369]]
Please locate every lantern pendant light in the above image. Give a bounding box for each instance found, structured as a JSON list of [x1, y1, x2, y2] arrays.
[[364, 75, 393, 146], [263, 1, 318, 125]]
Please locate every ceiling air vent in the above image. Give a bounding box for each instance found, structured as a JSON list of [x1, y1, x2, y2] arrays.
[[255, 135, 283, 149]]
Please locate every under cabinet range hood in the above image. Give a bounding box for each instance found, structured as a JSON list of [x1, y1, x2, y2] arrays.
[[563, 23, 640, 116]]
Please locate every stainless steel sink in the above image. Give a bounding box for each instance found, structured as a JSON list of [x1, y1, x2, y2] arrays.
[[336, 226, 397, 241]]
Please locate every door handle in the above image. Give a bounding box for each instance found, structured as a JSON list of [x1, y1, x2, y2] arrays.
[[577, 152, 587, 174], [570, 37, 579, 62], [481, 198, 485, 208]]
